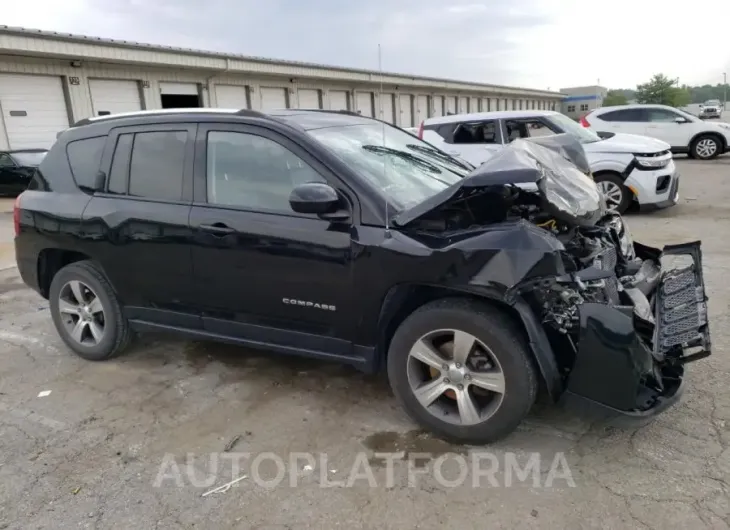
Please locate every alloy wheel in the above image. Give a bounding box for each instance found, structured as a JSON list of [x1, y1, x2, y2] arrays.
[[406, 329, 505, 426], [696, 138, 718, 159], [598, 180, 623, 211], [58, 280, 106, 346]]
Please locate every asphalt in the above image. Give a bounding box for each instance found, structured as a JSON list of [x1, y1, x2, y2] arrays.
[[1, 156, 730, 529]]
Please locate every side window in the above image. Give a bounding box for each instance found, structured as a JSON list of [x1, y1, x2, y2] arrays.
[[107, 134, 134, 194], [206, 131, 325, 214], [67, 136, 106, 189], [647, 109, 681, 122], [128, 131, 187, 201], [579, 104, 589, 111], [567, 105, 576, 112], [0, 154, 15, 167], [452, 121, 498, 144], [599, 109, 646, 122], [505, 120, 556, 142]]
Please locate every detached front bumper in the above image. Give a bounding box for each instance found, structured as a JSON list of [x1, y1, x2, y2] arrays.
[[561, 241, 710, 426]]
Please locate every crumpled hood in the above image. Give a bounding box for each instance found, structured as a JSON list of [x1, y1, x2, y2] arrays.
[[392, 133, 592, 227], [590, 132, 670, 154]]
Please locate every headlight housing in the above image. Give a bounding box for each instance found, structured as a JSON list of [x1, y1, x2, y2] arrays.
[[634, 153, 671, 170]]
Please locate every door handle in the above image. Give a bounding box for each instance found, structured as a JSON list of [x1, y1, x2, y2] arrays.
[[199, 222, 235, 235]]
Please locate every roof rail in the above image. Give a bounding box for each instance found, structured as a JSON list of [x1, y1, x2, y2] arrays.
[[234, 109, 268, 118], [70, 108, 268, 128]]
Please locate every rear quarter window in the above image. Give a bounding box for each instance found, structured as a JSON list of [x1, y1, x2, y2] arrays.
[[66, 136, 106, 189]]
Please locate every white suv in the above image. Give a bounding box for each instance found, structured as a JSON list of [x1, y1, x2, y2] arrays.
[[582, 104, 730, 160], [419, 110, 678, 213]]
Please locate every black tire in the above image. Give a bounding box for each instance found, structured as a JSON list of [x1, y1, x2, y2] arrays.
[[387, 298, 538, 444], [690, 134, 722, 160], [49, 260, 132, 361], [594, 173, 631, 213]]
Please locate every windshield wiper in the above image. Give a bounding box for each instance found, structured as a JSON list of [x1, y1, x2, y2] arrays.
[[362, 145, 443, 172], [362, 145, 452, 185], [405, 144, 472, 174]]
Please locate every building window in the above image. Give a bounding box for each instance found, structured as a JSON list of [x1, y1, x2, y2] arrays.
[[580, 104, 589, 111], [567, 105, 576, 112]]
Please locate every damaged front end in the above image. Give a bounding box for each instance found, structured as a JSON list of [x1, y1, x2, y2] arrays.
[[526, 213, 711, 424], [393, 134, 711, 423]]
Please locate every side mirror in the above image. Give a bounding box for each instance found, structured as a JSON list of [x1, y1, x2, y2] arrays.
[[289, 182, 341, 215], [674, 117, 687, 124]]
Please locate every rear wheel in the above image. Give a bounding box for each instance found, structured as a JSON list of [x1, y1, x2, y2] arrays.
[[49, 261, 132, 361], [691, 134, 722, 160], [387, 298, 538, 444], [594, 173, 631, 213]]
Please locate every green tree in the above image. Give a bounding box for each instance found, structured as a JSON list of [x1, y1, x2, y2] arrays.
[[636, 74, 681, 105], [634, 74, 695, 107], [603, 90, 628, 106]]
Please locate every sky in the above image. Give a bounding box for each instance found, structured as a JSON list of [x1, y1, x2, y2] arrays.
[[3, 0, 730, 91]]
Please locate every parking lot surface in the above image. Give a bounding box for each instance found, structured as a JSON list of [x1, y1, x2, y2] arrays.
[[1, 157, 730, 529]]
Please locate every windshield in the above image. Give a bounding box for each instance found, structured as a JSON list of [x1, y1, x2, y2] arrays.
[[309, 123, 468, 210], [546, 113, 602, 144], [11, 151, 47, 166]]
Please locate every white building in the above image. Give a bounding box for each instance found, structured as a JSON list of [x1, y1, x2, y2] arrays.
[[0, 25, 563, 150]]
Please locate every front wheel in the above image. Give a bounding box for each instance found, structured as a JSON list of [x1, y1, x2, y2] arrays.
[[594, 173, 631, 213], [691, 135, 722, 160], [387, 299, 538, 444]]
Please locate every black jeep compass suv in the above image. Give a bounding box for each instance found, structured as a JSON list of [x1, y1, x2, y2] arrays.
[[13, 108, 711, 444]]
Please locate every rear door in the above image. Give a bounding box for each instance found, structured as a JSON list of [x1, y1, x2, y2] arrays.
[[79, 124, 198, 323], [592, 108, 647, 136]]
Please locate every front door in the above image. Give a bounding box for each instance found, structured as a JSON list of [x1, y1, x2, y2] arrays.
[[643, 107, 691, 148], [189, 123, 357, 359]]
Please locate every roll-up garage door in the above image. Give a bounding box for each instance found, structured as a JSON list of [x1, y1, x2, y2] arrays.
[[329, 90, 349, 111], [399, 94, 413, 127], [298, 89, 321, 109], [379, 93, 395, 123], [89, 79, 142, 117], [356, 92, 374, 117], [446, 96, 457, 115], [260, 87, 288, 110], [0, 74, 70, 150], [458, 97, 468, 114], [469, 97, 478, 113], [432, 96, 444, 117], [215, 85, 250, 109], [415, 95, 428, 123]]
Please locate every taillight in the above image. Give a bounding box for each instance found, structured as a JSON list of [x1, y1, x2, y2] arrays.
[[13, 195, 21, 236], [417, 121, 424, 139], [579, 115, 591, 127]]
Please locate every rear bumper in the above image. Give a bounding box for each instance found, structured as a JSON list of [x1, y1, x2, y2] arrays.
[[563, 241, 709, 425], [14, 237, 41, 294]]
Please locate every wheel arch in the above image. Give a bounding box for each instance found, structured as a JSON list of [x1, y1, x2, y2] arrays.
[[375, 283, 563, 400], [690, 131, 726, 152], [37, 248, 93, 299]]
